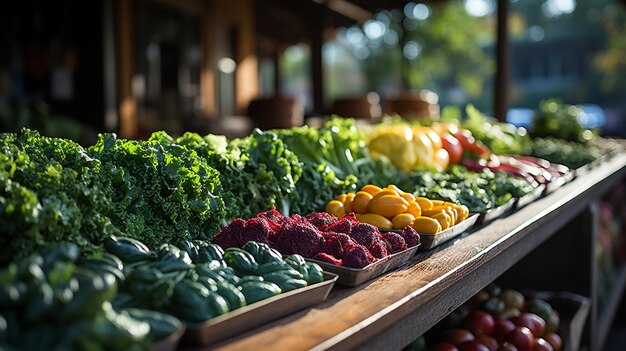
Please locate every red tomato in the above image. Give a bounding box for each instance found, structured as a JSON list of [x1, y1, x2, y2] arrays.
[[458, 340, 490, 351], [510, 313, 546, 338], [534, 338, 554, 351], [498, 342, 519, 351], [440, 132, 463, 165], [464, 310, 495, 336], [491, 319, 516, 342], [504, 327, 536, 351], [543, 333, 562, 351], [475, 335, 498, 351], [442, 328, 475, 345]]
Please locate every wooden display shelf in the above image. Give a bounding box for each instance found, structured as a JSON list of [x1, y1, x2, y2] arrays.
[[196, 154, 626, 351], [595, 263, 626, 350]]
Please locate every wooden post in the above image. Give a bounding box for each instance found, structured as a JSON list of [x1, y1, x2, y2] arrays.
[[200, 2, 217, 118], [116, 0, 137, 138], [311, 6, 326, 114], [399, 13, 410, 90], [234, 0, 259, 115], [273, 46, 281, 95], [494, 0, 509, 122]]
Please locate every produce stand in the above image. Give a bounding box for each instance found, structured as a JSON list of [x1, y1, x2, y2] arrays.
[[197, 152, 626, 351]]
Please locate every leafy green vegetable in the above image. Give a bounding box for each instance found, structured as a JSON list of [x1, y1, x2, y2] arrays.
[[89, 131, 226, 247], [0, 130, 119, 262], [276, 117, 402, 214], [0, 129, 226, 263], [463, 105, 531, 155], [176, 129, 302, 220], [401, 165, 534, 212], [528, 137, 599, 169], [530, 99, 595, 142], [0, 242, 170, 351]]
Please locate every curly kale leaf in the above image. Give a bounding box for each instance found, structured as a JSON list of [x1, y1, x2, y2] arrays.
[[176, 129, 301, 220], [88, 132, 226, 247], [276, 118, 403, 214], [0, 130, 118, 262]]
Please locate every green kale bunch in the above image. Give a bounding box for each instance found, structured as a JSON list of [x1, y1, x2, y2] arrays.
[[88, 131, 226, 248], [176, 129, 302, 220], [0, 130, 118, 262]]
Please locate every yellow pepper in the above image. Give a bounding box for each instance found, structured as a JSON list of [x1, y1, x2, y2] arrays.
[[367, 126, 417, 172]]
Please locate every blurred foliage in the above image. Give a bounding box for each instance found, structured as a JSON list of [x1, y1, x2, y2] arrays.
[[530, 99, 595, 142], [509, 0, 626, 122], [401, 4, 493, 97], [593, 6, 626, 98], [359, 2, 493, 100]]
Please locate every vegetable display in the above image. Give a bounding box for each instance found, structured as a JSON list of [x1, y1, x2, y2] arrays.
[[275, 118, 400, 214], [463, 105, 531, 156], [407, 284, 564, 351], [176, 129, 302, 221], [4, 104, 611, 264], [0, 243, 181, 351], [101, 235, 324, 323], [326, 184, 469, 234], [529, 138, 599, 170], [0, 130, 227, 263], [402, 165, 536, 213], [531, 99, 594, 143], [213, 209, 420, 268], [0, 96, 619, 349]]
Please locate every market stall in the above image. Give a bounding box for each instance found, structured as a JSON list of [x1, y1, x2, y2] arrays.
[[1, 101, 625, 351], [204, 152, 626, 351]]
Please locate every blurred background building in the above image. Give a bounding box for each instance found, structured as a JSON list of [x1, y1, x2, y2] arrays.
[[1, 0, 625, 142]]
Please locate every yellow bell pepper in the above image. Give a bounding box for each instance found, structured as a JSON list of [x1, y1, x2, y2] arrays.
[[367, 126, 417, 172], [432, 148, 450, 172], [411, 128, 435, 169], [367, 125, 449, 172]]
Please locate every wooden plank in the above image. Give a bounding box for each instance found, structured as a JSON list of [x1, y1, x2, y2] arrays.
[[198, 154, 626, 351], [595, 263, 626, 350]]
